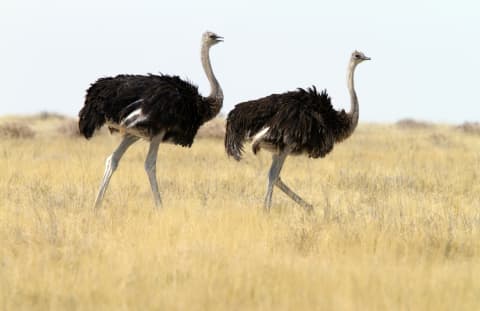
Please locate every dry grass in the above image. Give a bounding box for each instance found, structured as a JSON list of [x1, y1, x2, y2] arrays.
[[1, 120, 479, 310]]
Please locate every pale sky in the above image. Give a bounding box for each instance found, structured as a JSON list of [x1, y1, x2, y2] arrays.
[[1, 0, 479, 123]]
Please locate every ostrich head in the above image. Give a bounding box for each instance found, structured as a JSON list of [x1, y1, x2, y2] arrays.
[[202, 31, 223, 47], [351, 50, 371, 65]]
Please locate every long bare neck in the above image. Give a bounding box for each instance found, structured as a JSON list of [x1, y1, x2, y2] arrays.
[[344, 61, 359, 138], [201, 43, 223, 119]]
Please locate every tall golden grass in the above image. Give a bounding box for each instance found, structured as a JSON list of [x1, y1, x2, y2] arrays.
[[0, 117, 479, 310]]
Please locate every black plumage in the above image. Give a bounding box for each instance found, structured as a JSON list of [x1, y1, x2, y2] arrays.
[[79, 31, 224, 209], [79, 74, 215, 147], [225, 50, 370, 211], [225, 87, 351, 160]]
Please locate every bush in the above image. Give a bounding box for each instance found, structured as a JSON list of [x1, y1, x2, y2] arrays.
[[395, 118, 432, 129], [36, 111, 67, 120], [0, 122, 36, 138], [456, 122, 480, 135], [56, 119, 81, 137], [197, 118, 225, 139]]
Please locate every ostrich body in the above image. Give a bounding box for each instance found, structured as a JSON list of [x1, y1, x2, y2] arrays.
[[225, 51, 370, 211], [78, 31, 223, 208]]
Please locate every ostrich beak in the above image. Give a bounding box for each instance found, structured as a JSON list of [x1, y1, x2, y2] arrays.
[[363, 56, 371, 60], [215, 36, 224, 42]]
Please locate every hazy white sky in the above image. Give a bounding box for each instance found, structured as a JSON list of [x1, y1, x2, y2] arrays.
[[1, 0, 479, 123]]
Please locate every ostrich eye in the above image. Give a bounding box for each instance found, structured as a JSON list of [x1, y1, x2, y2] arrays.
[[355, 54, 360, 58]]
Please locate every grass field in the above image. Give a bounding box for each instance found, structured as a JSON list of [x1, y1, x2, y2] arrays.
[[1, 117, 479, 310]]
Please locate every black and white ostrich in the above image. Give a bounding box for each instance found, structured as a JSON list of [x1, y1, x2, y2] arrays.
[[79, 31, 223, 208], [225, 51, 370, 211]]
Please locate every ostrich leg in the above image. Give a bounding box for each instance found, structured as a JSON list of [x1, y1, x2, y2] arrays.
[[144, 133, 165, 208], [275, 178, 313, 212], [264, 152, 288, 211], [94, 135, 139, 208], [264, 152, 314, 212]]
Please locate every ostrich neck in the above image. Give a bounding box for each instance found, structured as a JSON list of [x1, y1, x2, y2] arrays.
[[201, 43, 223, 119], [345, 61, 359, 138]]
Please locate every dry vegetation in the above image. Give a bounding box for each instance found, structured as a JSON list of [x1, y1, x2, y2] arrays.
[[1, 116, 479, 310]]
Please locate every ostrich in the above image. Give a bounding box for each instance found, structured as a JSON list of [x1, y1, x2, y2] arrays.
[[78, 31, 223, 209], [225, 51, 370, 212]]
